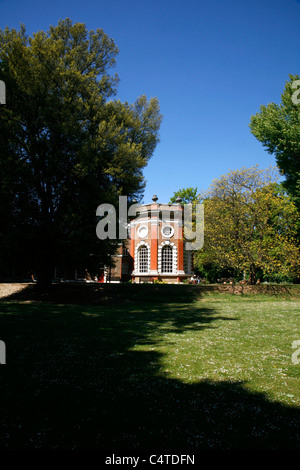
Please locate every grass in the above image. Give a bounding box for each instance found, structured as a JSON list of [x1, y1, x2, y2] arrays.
[[0, 283, 299, 450]]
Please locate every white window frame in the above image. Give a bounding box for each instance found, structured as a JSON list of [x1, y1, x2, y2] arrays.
[[134, 241, 151, 275], [161, 224, 174, 238], [161, 245, 173, 273], [158, 241, 177, 275], [137, 225, 149, 239]]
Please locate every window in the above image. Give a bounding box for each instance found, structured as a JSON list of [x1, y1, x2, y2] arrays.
[[137, 225, 148, 239], [161, 245, 173, 273], [162, 225, 174, 238], [138, 245, 149, 273]]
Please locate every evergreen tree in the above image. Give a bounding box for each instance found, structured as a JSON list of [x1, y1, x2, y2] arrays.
[[0, 19, 162, 289]]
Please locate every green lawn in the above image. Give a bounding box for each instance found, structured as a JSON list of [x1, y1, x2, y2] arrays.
[[0, 284, 299, 450]]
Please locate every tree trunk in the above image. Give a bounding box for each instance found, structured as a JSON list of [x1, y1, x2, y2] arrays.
[[36, 266, 53, 292], [249, 265, 256, 285], [35, 239, 55, 292]]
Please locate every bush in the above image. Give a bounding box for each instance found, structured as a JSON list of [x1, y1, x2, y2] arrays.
[[194, 262, 240, 284], [262, 272, 296, 284], [153, 279, 167, 285]]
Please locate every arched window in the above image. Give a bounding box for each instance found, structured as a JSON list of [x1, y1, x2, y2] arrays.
[[161, 245, 173, 273], [138, 245, 149, 273]]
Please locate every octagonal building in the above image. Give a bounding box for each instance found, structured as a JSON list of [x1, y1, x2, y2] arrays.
[[126, 195, 193, 283]]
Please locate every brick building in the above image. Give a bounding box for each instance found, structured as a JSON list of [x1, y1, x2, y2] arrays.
[[105, 195, 193, 283]]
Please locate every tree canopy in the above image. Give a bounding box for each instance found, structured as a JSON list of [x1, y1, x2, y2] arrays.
[[249, 74, 300, 208], [170, 187, 198, 204], [194, 166, 300, 284], [0, 19, 162, 288]]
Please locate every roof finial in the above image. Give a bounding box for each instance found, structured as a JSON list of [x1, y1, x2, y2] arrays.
[[176, 197, 182, 203], [152, 194, 158, 202]]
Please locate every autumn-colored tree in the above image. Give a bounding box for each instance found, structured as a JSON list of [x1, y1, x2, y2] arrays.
[[194, 166, 300, 284]]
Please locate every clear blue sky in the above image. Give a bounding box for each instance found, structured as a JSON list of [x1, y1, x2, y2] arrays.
[[1, 0, 299, 203]]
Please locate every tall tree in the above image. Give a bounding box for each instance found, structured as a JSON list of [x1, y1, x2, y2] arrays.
[[0, 19, 162, 289], [194, 166, 300, 284], [249, 74, 300, 208]]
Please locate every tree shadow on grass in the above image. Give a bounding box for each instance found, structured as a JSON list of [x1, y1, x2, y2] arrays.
[[0, 283, 202, 305], [0, 297, 299, 450]]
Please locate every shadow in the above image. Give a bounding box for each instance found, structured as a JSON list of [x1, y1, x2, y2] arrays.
[[0, 282, 202, 305], [0, 295, 299, 450]]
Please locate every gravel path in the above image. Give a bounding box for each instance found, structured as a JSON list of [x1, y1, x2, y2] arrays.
[[0, 283, 31, 299]]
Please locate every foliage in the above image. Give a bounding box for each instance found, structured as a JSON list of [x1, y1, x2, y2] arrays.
[[153, 278, 167, 284], [249, 74, 300, 208], [194, 166, 300, 284], [194, 258, 240, 284], [0, 19, 162, 287], [262, 272, 297, 284], [169, 187, 198, 204]]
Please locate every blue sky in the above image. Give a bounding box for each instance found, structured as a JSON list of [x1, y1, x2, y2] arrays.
[[0, 0, 299, 203]]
